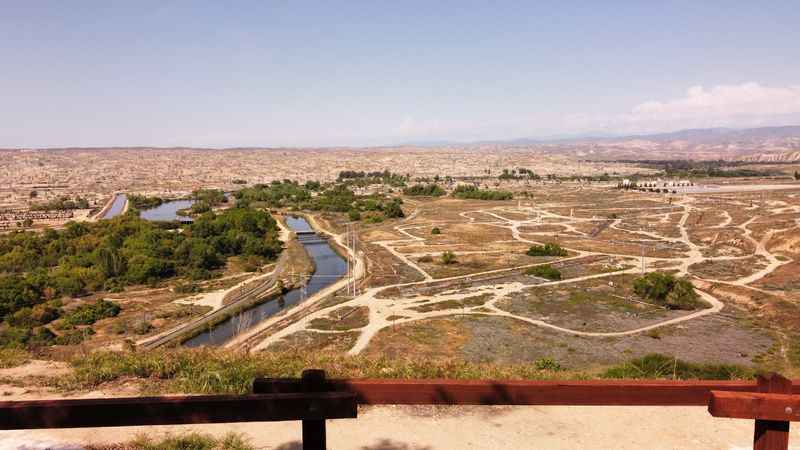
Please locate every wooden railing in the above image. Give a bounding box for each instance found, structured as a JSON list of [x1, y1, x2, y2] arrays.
[[0, 370, 798, 450]]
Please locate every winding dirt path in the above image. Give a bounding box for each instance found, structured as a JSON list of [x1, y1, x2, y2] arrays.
[[251, 193, 788, 355]]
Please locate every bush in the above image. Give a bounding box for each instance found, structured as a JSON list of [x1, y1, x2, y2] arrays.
[[534, 357, 562, 371], [132, 320, 154, 335], [116, 432, 254, 450], [526, 243, 568, 257], [603, 353, 753, 380], [174, 282, 199, 294], [383, 199, 405, 218], [431, 227, 441, 235], [525, 264, 561, 280], [55, 327, 94, 345], [633, 272, 704, 310], [62, 299, 121, 326], [0, 348, 30, 368], [441, 251, 457, 265], [348, 209, 361, 221]]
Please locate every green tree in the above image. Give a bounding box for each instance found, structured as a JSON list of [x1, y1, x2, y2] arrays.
[[383, 200, 405, 218]]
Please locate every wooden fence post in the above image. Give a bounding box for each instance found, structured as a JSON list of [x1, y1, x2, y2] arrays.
[[302, 369, 327, 450], [754, 373, 792, 450]]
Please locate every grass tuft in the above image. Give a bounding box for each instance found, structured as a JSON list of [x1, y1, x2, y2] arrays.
[[86, 432, 253, 450], [0, 348, 30, 368], [602, 353, 753, 380]]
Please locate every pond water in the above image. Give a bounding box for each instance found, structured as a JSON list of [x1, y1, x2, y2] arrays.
[[140, 199, 195, 222]]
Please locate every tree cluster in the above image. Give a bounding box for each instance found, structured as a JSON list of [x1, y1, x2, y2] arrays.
[[526, 243, 568, 257], [403, 184, 445, 197], [632, 272, 703, 310], [30, 196, 90, 211], [0, 206, 282, 348], [452, 185, 513, 200]]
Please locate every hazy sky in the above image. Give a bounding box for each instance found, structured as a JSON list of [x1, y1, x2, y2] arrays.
[[2, 1, 800, 147]]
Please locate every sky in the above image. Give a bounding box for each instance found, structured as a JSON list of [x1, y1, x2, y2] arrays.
[[2, 1, 800, 148]]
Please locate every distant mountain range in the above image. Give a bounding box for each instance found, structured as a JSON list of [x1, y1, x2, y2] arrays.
[[405, 126, 800, 162]]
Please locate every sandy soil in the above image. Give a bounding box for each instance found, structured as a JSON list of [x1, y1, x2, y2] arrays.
[[4, 405, 799, 450]]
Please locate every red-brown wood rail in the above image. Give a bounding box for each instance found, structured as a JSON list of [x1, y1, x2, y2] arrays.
[[710, 391, 800, 421], [0, 373, 799, 450], [0, 392, 357, 430], [708, 373, 795, 450], [255, 377, 800, 406]]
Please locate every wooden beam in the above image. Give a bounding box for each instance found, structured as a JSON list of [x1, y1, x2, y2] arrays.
[[754, 373, 792, 450], [0, 392, 357, 430], [708, 391, 800, 421], [301, 369, 327, 450], [254, 378, 800, 406]]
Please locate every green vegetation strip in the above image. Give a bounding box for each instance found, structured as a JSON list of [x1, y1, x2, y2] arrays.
[[57, 349, 755, 395]]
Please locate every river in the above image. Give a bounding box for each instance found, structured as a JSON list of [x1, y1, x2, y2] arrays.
[[183, 216, 348, 347]]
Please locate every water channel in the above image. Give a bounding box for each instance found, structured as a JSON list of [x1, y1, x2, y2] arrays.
[[183, 216, 348, 347], [102, 194, 128, 219]]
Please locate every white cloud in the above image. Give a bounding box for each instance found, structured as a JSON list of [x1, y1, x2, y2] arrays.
[[566, 82, 800, 135], [631, 82, 800, 120]]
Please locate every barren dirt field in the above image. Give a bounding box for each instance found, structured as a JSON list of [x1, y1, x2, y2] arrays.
[[256, 182, 800, 372]]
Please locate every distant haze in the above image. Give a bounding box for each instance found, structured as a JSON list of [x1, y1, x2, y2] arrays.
[[2, 2, 800, 147]]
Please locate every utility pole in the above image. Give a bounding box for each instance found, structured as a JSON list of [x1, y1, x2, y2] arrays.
[[641, 243, 646, 275], [345, 222, 352, 297]]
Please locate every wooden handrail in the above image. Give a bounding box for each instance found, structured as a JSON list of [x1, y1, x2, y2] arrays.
[[255, 377, 800, 406], [0, 372, 798, 450]]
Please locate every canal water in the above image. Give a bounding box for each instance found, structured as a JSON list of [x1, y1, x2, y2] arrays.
[[102, 194, 128, 219], [139, 199, 195, 221], [183, 216, 348, 347]]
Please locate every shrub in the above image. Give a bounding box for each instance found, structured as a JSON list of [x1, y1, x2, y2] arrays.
[[55, 327, 94, 345], [525, 264, 561, 280], [790, 337, 800, 368], [383, 199, 405, 218], [441, 251, 457, 265], [431, 227, 441, 235], [603, 353, 752, 380], [526, 243, 568, 257], [633, 272, 704, 310], [174, 282, 199, 294], [348, 209, 361, 221], [132, 320, 154, 335], [120, 432, 255, 450], [534, 357, 562, 371], [62, 299, 121, 326], [0, 348, 30, 368]]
